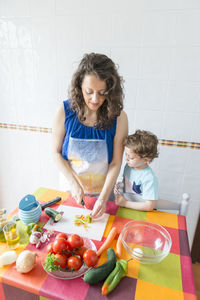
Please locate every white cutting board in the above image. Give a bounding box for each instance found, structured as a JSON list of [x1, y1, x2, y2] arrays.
[[43, 205, 109, 241]]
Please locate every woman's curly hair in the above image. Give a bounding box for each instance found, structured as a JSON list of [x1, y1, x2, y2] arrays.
[[69, 53, 124, 129], [124, 130, 159, 162]]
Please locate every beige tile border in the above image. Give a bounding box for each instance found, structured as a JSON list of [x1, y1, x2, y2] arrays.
[[0, 123, 200, 150]]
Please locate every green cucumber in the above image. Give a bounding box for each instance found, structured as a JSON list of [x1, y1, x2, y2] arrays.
[[44, 207, 62, 222], [83, 248, 116, 284]]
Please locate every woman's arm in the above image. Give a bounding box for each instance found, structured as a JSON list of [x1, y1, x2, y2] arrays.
[[52, 104, 84, 205], [91, 110, 128, 218]]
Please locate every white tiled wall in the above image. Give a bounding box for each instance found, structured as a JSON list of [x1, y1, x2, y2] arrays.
[[1, 0, 200, 248]]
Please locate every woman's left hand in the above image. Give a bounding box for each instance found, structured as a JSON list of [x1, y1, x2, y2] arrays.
[[91, 198, 107, 219]]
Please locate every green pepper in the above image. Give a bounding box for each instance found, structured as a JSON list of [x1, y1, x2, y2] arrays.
[[26, 223, 36, 235], [101, 259, 128, 295]]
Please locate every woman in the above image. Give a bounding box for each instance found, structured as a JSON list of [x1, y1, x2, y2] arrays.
[[52, 53, 128, 218]]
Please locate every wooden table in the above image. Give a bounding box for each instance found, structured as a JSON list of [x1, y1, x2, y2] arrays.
[[0, 187, 197, 300]]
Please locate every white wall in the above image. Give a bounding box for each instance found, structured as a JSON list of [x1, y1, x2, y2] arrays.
[[0, 0, 200, 248]]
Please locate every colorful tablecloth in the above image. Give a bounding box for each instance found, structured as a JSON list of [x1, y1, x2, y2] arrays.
[[0, 187, 197, 300]]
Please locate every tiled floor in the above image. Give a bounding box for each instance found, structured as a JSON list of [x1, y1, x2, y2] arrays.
[[192, 263, 200, 300]]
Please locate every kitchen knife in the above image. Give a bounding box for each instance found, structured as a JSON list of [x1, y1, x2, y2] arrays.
[[41, 197, 62, 210]]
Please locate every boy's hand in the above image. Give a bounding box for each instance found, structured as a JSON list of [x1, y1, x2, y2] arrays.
[[114, 184, 119, 195], [115, 194, 126, 206]]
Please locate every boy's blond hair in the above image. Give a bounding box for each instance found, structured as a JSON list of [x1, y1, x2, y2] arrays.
[[124, 130, 159, 162]]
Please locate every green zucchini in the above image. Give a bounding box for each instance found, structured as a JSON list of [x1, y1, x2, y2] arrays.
[[44, 207, 62, 222], [83, 248, 116, 284]]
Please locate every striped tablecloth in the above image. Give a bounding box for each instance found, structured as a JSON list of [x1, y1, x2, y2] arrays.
[[0, 187, 197, 300]]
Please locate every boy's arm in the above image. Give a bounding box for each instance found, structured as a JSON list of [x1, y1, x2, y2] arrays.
[[115, 194, 155, 211]]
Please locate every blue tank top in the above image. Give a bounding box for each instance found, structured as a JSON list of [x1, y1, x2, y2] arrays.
[[62, 100, 117, 164]]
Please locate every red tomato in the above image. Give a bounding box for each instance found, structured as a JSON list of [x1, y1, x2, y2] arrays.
[[54, 253, 68, 269], [53, 237, 71, 253], [67, 234, 84, 250], [83, 249, 98, 267], [67, 256, 83, 271], [73, 246, 87, 258], [55, 233, 68, 240], [46, 242, 54, 254]]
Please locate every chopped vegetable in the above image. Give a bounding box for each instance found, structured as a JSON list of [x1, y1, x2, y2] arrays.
[[97, 227, 117, 257], [102, 259, 128, 295], [0, 251, 17, 267], [73, 214, 92, 230], [44, 207, 62, 222], [16, 250, 37, 273], [116, 233, 122, 258]]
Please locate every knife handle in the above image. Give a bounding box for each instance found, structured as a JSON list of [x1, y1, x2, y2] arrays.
[[41, 197, 61, 210]]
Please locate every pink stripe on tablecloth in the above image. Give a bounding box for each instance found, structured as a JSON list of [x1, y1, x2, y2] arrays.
[[178, 215, 187, 230], [40, 275, 89, 300], [180, 255, 196, 295]]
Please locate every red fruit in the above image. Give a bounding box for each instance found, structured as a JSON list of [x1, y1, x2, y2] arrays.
[[54, 253, 68, 269], [46, 242, 54, 254], [67, 256, 83, 271], [55, 233, 68, 240], [83, 249, 98, 267], [73, 246, 87, 258], [67, 234, 84, 250], [53, 237, 71, 254]]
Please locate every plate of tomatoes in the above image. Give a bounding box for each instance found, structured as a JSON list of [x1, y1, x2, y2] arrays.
[[42, 233, 98, 279]]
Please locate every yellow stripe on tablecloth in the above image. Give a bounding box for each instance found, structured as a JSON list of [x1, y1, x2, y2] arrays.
[[135, 280, 184, 300], [35, 188, 70, 204], [146, 210, 178, 229], [102, 215, 115, 238]]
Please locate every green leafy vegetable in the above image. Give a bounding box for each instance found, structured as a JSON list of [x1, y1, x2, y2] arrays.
[[44, 253, 60, 272]]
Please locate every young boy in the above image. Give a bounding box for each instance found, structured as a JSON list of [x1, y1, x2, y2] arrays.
[[114, 130, 159, 211]]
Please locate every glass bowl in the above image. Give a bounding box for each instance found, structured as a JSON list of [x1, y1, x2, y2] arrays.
[[42, 237, 96, 279], [121, 220, 172, 264]]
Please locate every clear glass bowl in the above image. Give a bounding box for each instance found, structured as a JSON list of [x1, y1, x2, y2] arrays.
[[121, 220, 172, 264], [42, 237, 96, 279]]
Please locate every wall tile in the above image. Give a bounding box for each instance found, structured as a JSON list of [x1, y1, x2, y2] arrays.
[[191, 114, 200, 143], [170, 47, 200, 81], [143, 0, 181, 10], [157, 170, 182, 196], [0, 20, 9, 48], [139, 47, 172, 80], [165, 81, 200, 113], [83, 15, 111, 48], [124, 79, 137, 109], [0, 0, 30, 17], [7, 18, 32, 49], [162, 112, 196, 141], [55, 0, 84, 15], [175, 10, 200, 46], [134, 110, 163, 137], [136, 80, 167, 111], [158, 147, 189, 173], [111, 48, 140, 79], [83, 0, 144, 13], [111, 12, 144, 47], [142, 11, 176, 47], [30, 0, 55, 17]]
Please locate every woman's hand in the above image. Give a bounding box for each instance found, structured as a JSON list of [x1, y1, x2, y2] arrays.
[[71, 180, 85, 206], [91, 198, 107, 219]]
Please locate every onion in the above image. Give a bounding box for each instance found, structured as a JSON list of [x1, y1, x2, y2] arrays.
[[0, 251, 17, 267], [16, 250, 37, 273]]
